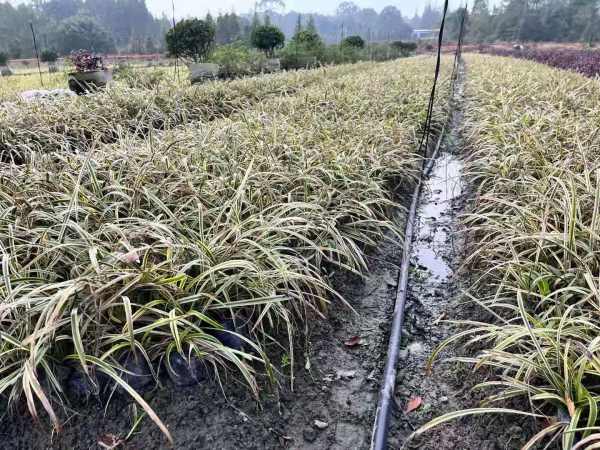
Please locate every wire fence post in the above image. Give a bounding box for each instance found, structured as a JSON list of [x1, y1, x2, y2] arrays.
[[30, 22, 44, 88], [171, 0, 180, 83]]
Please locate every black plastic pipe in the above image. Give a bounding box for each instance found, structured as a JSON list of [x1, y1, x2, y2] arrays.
[[369, 125, 445, 450]]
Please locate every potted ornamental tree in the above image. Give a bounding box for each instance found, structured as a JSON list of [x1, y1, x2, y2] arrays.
[[0, 52, 12, 77], [40, 49, 59, 73], [166, 18, 217, 84], [251, 24, 285, 72], [67, 50, 112, 94]]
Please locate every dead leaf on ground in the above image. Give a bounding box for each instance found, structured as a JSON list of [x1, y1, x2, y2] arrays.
[[314, 420, 329, 429], [344, 335, 362, 347], [98, 434, 124, 450], [405, 396, 423, 414], [118, 250, 140, 264]]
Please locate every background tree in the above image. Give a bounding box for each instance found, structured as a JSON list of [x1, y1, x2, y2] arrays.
[[258, 0, 285, 14], [55, 15, 115, 54], [419, 3, 443, 28], [40, 49, 58, 62], [144, 36, 157, 53], [8, 40, 23, 59], [377, 6, 412, 40], [0, 0, 169, 57], [166, 18, 215, 62], [342, 35, 365, 48], [445, 7, 469, 41], [1, 0, 600, 59], [294, 14, 303, 35], [467, 0, 492, 42], [292, 29, 323, 52], [205, 13, 215, 31], [40, 0, 83, 21], [306, 15, 317, 33], [391, 40, 417, 56], [216, 13, 242, 44], [251, 24, 285, 56]]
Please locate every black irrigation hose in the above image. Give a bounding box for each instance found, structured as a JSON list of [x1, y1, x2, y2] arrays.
[[369, 2, 467, 449], [416, 0, 450, 162], [452, 7, 468, 93]]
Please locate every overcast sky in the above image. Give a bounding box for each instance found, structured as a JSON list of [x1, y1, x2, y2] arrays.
[[145, 1, 479, 19], [8, 0, 499, 19]]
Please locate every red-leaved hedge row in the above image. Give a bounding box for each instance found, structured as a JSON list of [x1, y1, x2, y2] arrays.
[[471, 45, 600, 78]]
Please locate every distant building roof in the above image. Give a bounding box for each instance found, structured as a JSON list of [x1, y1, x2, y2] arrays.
[[412, 29, 440, 39]]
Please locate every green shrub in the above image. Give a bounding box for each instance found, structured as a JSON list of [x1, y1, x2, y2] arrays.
[[292, 30, 324, 53], [166, 18, 215, 62], [367, 43, 400, 61], [391, 41, 418, 56], [335, 45, 364, 64], [281, 28, 325, 70], [342, 35, 365, 49], [0, 52, 8, 66], [40, 49, 58, 63], [56, 15, 115, 54], [210, 42, 253, 78], [279, 44, 320, 70]]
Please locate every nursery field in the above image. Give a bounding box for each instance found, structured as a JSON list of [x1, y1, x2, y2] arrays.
[[0, 71, 68, 99], [453, 54, 600, 448], [398, 54, 600, 450], [0, 64, 180, 102], [0, 57, 452, 448], [3, 50, 600, 450], [474, 45, 600, 78]]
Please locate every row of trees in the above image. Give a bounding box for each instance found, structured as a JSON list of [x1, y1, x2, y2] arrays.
[[446, 0, 599, 44], [0, 0, 170, 57], [259, 2, 437, 44], [3, 0, 597, 61], [163, 13, 414, 76], [166, 15, 368, 62], [0, 0, 438, 59]]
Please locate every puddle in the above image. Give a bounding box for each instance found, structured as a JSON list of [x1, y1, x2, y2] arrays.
[[414, 151, 463, 280]]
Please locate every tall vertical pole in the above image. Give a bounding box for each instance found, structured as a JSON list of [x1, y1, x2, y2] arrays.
[[172, 0, 180, 82], [30, 22, 44, 88]]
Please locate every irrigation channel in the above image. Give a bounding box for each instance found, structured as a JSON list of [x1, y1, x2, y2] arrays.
[[384, 63, 535, 450]]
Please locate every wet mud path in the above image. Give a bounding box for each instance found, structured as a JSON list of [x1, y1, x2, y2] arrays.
[[387, 65, 534, 450]]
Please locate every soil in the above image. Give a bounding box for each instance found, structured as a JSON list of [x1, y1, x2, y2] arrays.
[[0, 63, 537, 450]]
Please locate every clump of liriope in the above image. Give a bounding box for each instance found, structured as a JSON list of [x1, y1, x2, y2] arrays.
[[0, 56, 453, 444], [419, 55, 600, 449], [0, 62, 377, 164]]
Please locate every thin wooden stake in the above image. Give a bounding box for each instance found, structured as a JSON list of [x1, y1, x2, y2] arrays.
[[30, 22, 44, 88], [171, 0, 180, 82]]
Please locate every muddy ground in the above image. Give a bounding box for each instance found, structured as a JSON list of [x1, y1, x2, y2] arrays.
[[387, 82, 538, 450], [1, 65, 537, 450]]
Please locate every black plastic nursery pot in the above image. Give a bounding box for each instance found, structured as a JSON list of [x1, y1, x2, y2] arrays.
[[68, 69, 112, 95]]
